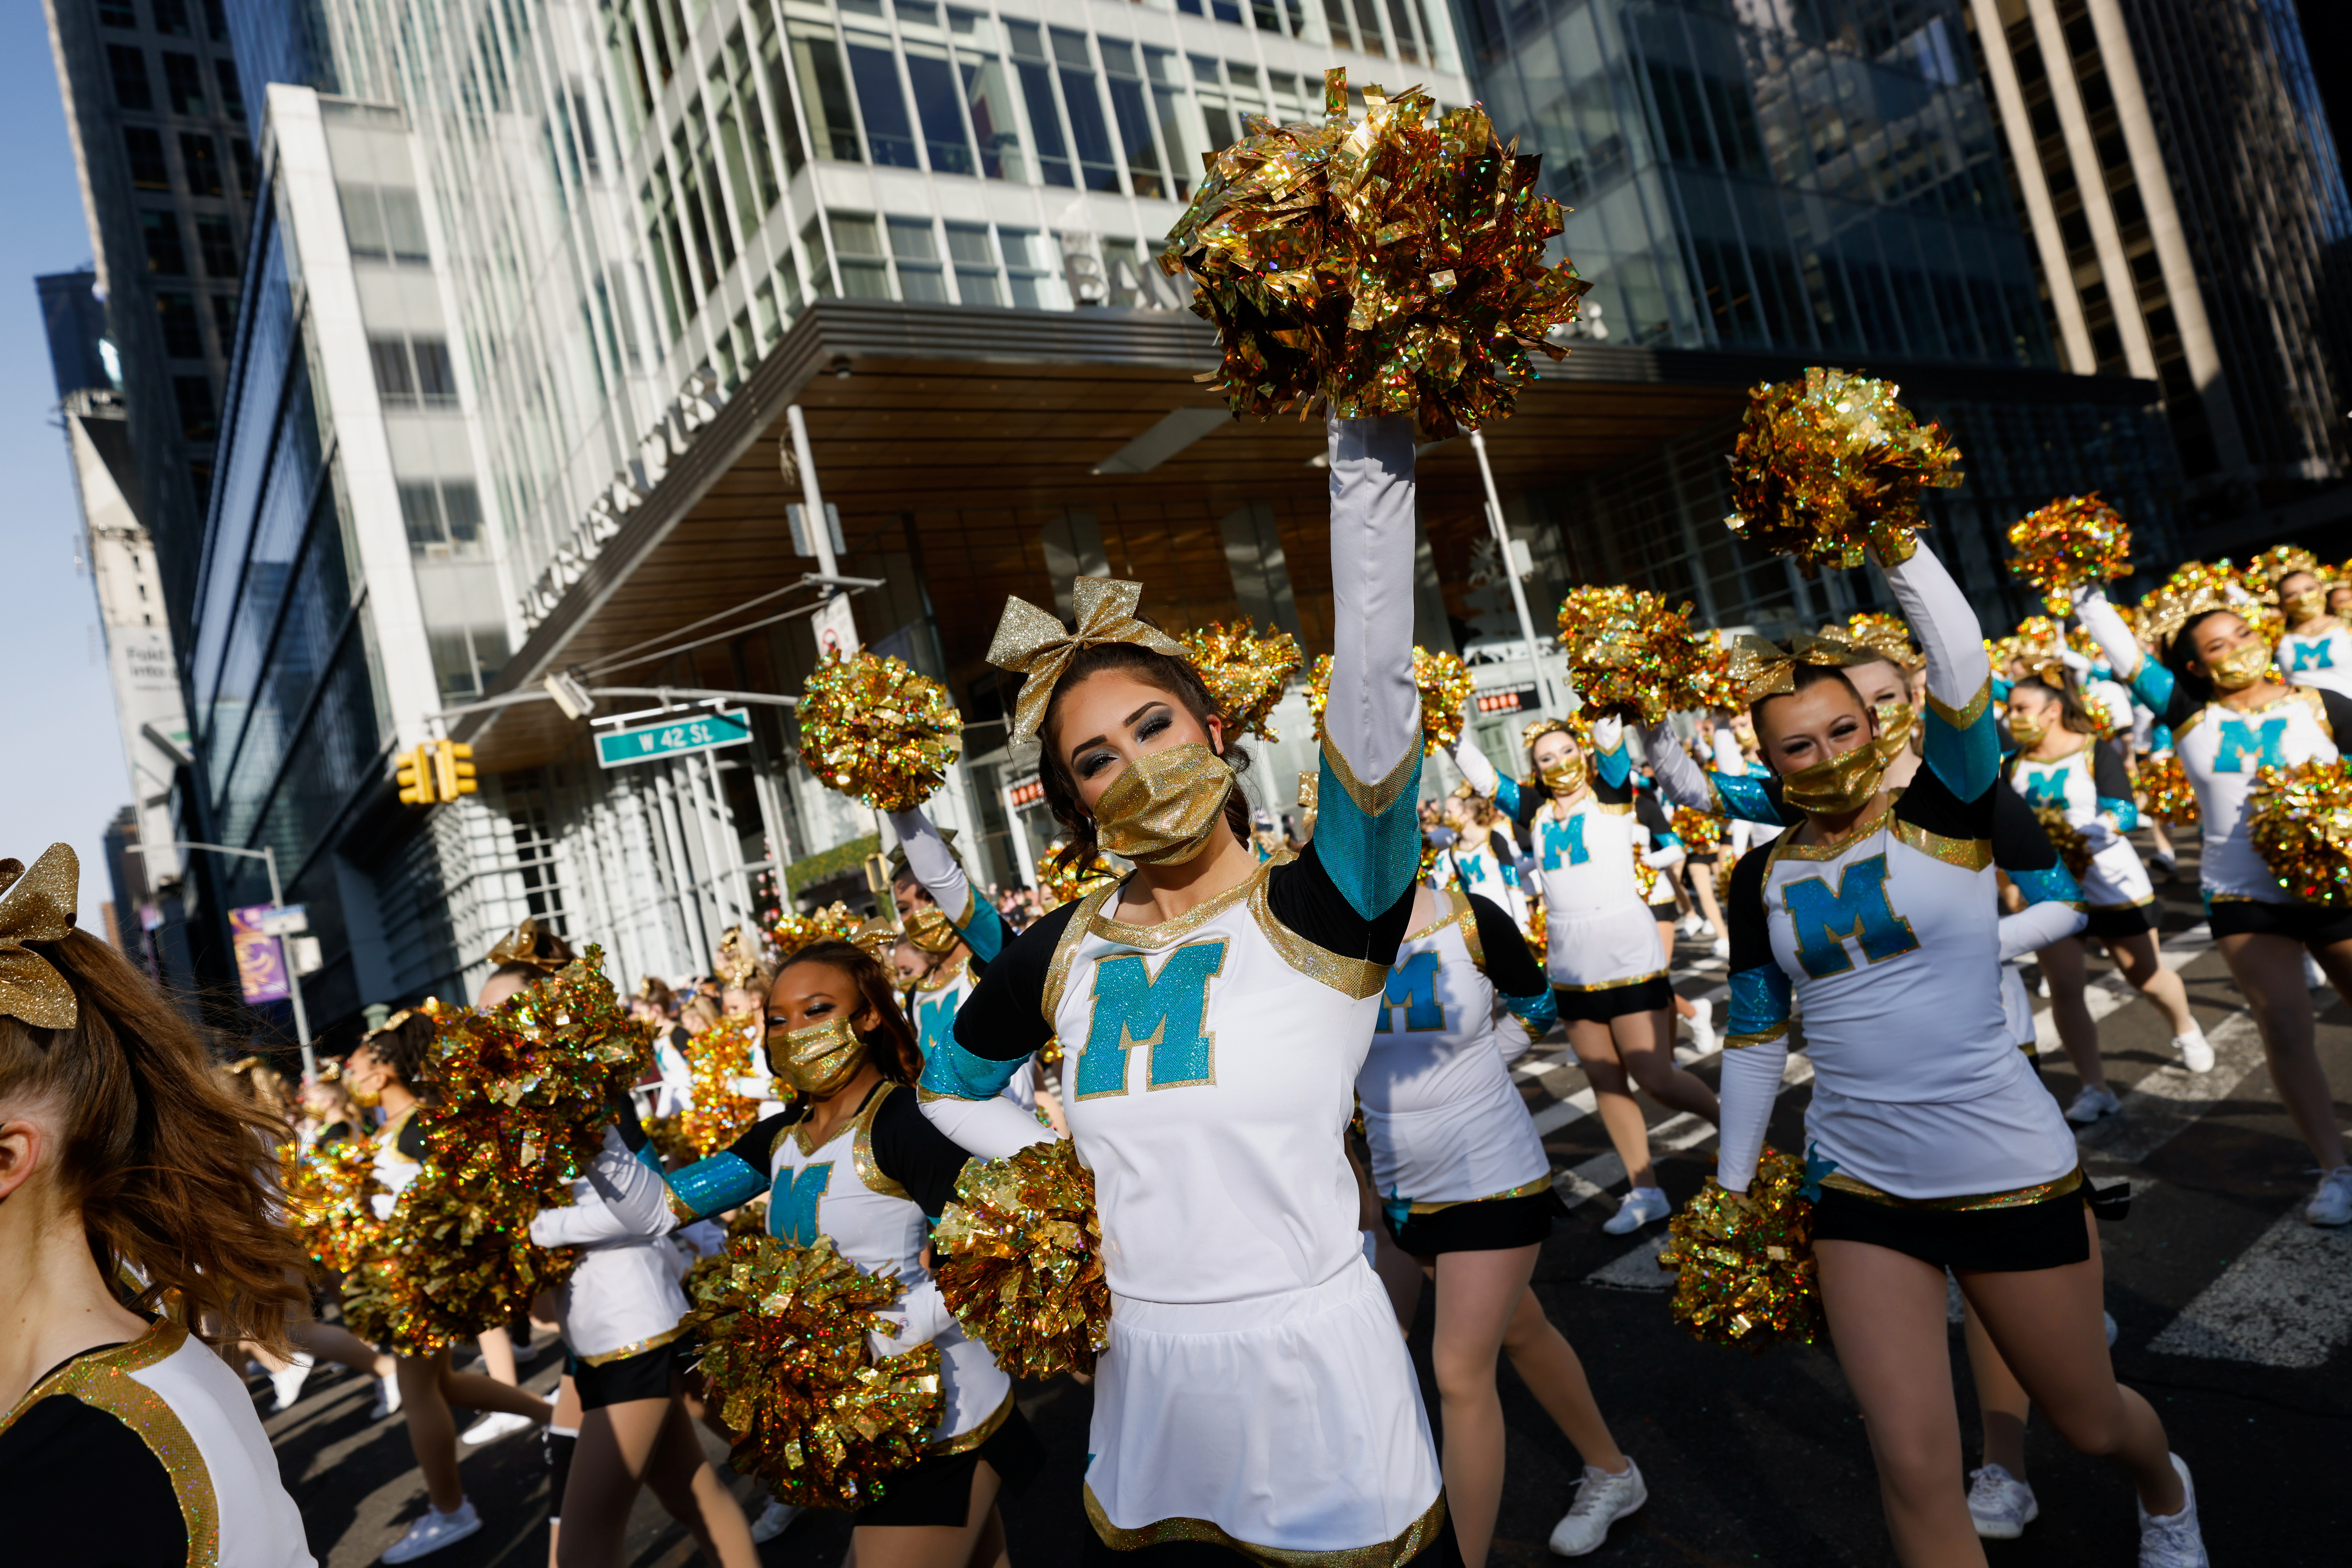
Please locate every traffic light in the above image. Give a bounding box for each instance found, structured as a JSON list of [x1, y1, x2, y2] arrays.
[[394, 744, 436, 805], [433, 739, 477, 800]]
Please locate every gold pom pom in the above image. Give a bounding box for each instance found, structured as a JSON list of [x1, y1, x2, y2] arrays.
[[932, 1139, 1110, 1379], [1670, 807, 1724, 856], [2006, 494, 2132, 613], [1040, 841, 1119, 911], [2032, 804, 2096, 879], [1519, 896, 1547, 956], [641, 1112, 698, 1167], [278, 1140, 387, 1276], [681, 1011, 766, 1159], [2250, 544, 2319, 586], [1553, 586, 1724, 725], [797, 651, 963, 814], [2247, 762, 2352, 908], [1305, 646, 1479, 757], [1160, 69, 1594, 437], [1180, 619, 1303, 740], [367, 1160, 580, 1350], [687, 1233, 943, 1510], [1657, 1145, 1826, 1350], [772, 901, 871, 959], [1726, 367, 1962, 575], [2138, 753, 2198, 825]]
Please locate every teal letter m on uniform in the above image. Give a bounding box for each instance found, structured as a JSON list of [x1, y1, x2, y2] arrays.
[[1074, 940, 1228, 1097], [769, 1163, 832, 1246], [1782, 852, 1921, 979], [2213, 718, 2288, 773], [1374, 949, 1443, 1033]]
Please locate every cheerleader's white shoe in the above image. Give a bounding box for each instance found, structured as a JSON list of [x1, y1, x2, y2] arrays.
[[750, 1498, 803, 1544], [2136, 1454, 2208, 1568], [1548, 1457, 1646, 1555], [2172, 1029, 2214, 1073], [1683, 997, 1717, 1055], [369, 1374, 403, 1419], [2065, 1084, 2121, 1125], [462, 1409, 537, 1445], [382, 1500, 481, 1563], [1602, 1187, 1671, 1235], [269, 1353, 315, 1412], [1965, 1464, 2038, 1538]]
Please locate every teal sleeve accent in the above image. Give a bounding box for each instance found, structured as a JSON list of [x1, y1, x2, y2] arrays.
[[918, 1032, 1026, 1101], [1594, 741, 1631, 790], [1655, 831, 1684, 851], [2010, 863, 2083, 906], [2151, 722, 2174, 752], [2098, 794, 2139, 832], [1493, 773, 1523, 822], [2129, 660, 2175, 712], [666, 1151, 767, 1222], [956, 898, 1006, 963], [1924, 697, 2000, 802], [634, 1142, 666, 1176], [1726, 965, 1792, 1048], [1711, 771, 1781, 824], [1991, 675, 2012, 701], [1501, 989, 1557, 1035], [1316, 748, 1426, 918]]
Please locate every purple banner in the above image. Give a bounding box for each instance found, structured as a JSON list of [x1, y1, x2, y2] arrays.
[[230, 904, 289, 1004]]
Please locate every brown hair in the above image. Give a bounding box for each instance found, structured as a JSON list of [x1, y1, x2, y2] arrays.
[[1035, 636, 1253, 877], [773, 940, 925, 1086], [2009, 670, 2098, 737], [360, 1008, 439, 1094], [0, 931, 309, 1351], [1748, 663, 1869, 750]]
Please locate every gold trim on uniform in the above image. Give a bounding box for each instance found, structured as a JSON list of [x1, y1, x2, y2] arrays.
[[1248, 876, 1387, 999], [1090, 865, 1267, 947], [911, 957, 975, 995], [1926, 676, 1992, 731], [2286, 684, 2333, 741], [1890, 818, 1992, 871], [1402, 886, 1472, 945], [2, 1323, 219, 1566], [1765, 799, 1894, 865], [666, 1185, 703, 1227], [853, 1082, 911, 1200], [1549, 968, 1667, 993], [928, 1386, 1013, 1455], [950, 882, 978, 930], [1040, 885, 1115, 1029], [2088, 893, 2158, 911], [576, 1323, 690, 1366], [1819, 1166, 2082, 1212], [1084, 1483, 1448, 1568], [1451, 891, 1485, 971], [1726, 1021, 1790, 1050], [1321, 729, 1423, 819], [1399, 1174, 1553, 1216]]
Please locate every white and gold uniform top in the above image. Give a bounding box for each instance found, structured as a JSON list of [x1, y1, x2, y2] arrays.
[[2003, 739, 2153, 910], [1358, 888, 1557, 1208], [1451, 717, 1665, 992], [2078, 595, 2352, 903], [0, 1320, 315, 1567], [2276, 621, 2352, 697], [911, 414, 1446, 1564], [890, 805, 1040, 1112], [527, 1118, 695, 1365]]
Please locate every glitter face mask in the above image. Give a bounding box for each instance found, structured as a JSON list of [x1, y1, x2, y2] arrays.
[[2205, 641, 2270, 692], [1874, 699, 1918, 756], [769, 1015, 869, 1097], [1538, 752, 1590, 799], [901, 905, 959, 955], [2284, 588, 2324, 623], [1093, 743, 1235, 866], [1779, 725, 1907, 816], [2005, 708, 2046, 748]]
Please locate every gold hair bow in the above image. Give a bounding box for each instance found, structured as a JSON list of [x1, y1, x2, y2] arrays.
[[485, 915, 566, 972], [364, 1008, 415, 1040], [1831, 614, 1919, 670], [715, 925, 762, 989], [0, 844, 80, 1031], [1727, 632, 1877, 704], [987, 577, 1188, 743]]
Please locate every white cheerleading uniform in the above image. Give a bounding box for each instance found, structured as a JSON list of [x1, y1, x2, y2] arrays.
[[0, 1321, 315, 1567], [914, 414, 1446, 1562], [529, 1121, 693, 1367], [368, 1103, 425, 1219], [1716, 542, 2083, 1203], [1358, 889, 1558, 1214], [2276, 621, 2352, 697], [2004, 740, 2154, 914]]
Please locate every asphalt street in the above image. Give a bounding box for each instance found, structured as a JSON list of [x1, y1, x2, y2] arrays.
[[256, 834, 2352, 1566]]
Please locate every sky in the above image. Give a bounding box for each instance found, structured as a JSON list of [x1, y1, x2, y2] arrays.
[[0, 9, 141, 928]]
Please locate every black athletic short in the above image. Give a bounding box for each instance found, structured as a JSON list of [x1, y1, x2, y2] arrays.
[[1385, 1189, 1559, 1257], [2205, 896, 2352, 950], [854, 1404, 1044, 1528], [1648, 901, 1681, 922], [1553, 975, 1673, 1024], [2084, 902, 2157, 940], [573, 1338, 686, 1410], [1812, 1185, 2090, 1273], [1080, 1498, 1462, 1565]]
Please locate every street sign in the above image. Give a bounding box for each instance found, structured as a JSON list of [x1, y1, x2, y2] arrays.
[[228, 905, 289, 1004], [812, 592, 859, 659], [254, 904, 309, 937], [595, 707, 753, 769]]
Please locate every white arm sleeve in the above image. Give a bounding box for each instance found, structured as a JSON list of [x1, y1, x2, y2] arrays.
[[887, 806, 974, 924], [869, 1276, 957, 1359], [1323, 413, 1421, 785], [1713, 1041, 1788, 1195], [1998, 899, 2088, 963], [1880, 543, 1988, 716], [1450, 728, 1502, 798], [1641, 720, 1715, 812], [1710, 730, 1746, 773], [2074, 590, 2144, 683], [1641, 842, 1685, 869], [530, 1128, 679, 1246], [916, 1094, 1057, 1159]]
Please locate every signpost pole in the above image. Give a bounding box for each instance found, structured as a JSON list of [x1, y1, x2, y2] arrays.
[[262, 846, 318, 1082], [1469, 428, 1558, 716]]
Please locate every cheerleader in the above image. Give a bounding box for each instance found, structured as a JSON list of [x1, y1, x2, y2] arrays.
[[915, 415, 1454, 1564], [1713, 541, 2204, 1566], [1450, 712, 1719, 1236], [2001, 670, 2210, 1123], [2273, 565, 2352, 697], [1358, 883, 1645, 1563], [656, 939, 1044, 1563], [346, 1010, 556, 1564], [1679, 716, 1736, 952], [1632, 784, 1716, 1053], [0, 844, 316, 1567], [2077, 585, 2352, 1225]]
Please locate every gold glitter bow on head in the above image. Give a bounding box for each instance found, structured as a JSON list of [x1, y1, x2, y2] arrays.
[[485, 916, 565, 973], [0, 844, 80, 1031], [987, 578, 1189, 744], [1727, 633, 1878, 705], [715, 926, 762, 990], [1830, 614, 1919, 671]]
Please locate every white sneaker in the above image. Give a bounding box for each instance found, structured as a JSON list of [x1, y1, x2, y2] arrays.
[[2137, 1454, 2208, 1568], [2065, 1084, 2121, 1125], [2036, 974, 2052, 999], [269, 1353, 315, 1413], [2306, 953, 2331, 992], [1602, 1187, 1671, 1236], [1709, 937, 1730, 961], [382, 1501, 482, 1564], [2150, 850, 2177, 877], [1965, 1463, 2038, 1539], [1680, 914, 1703, 937], [2304, 1167, 2352, 1227], [750, 1497, 803, 1544], [1548, 1457, 1646, 1555], [461, 1409, 537, 1446], [1684, 997, 1717, 1055], [369, 1374, 403, 1419], [2172, 1029, 2214, 1073]]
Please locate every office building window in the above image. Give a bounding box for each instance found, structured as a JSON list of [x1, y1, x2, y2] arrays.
[[125, 127, 170, 190], [889, 216, 948, 301], [108, 46, 152, 111], [1099, 40, 1168, 200], [801, 216, 837, 299], [173, 375, 215, 441], [340, 184, 431, 264], [141, 210, 187, 275], [202, 0, 227, 43], [829, 213, 893, 298], [371, 335, 458, 407], [230, 136, 254, 194], [180, 132, 222, 197], [945, 222, 1000, 306], [1006, 24, 1072, 187], [100, 1, 138, 29], [157, 292, 203, 358], [1000, 226, 1054, 309], [903, 48, 976, 176], [194, 215, 238, 277], [399, 479, 486, 556], [210, 293, 236, 345], [1051, 30, 1121, 193], [154, 0, 192, 35], [846, 43, 919, 168], [162, 53, 207, 116], [187, 458, 212, 516], [216, 58, 243, 120], [792, 28, 863, 162]]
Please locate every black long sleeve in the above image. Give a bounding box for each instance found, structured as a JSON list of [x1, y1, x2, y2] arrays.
[[1466, 893, 1548, 995]]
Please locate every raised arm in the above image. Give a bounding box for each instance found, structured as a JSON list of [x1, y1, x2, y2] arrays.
[[1638, 718, 1788, 824], [1449, 726, 1528, 824], [1882, 542, 1996, 802], [2075, 588, 2176, 716], [888, 805, 1006, 963], [912, 905, 1068, 1156], [1715, 851, 1787, 1195]]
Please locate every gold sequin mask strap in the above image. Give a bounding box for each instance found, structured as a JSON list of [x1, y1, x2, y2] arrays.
[[0, 843, 80, 1031], [987, 577, 1190, 743]]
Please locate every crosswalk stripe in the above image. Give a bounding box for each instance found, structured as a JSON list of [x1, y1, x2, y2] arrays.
[[2147, 1210, 2352, 1368], [2028, 922, 2211, 1055], [2076, 1010, 2266, 1166], [1586, 1233, 1671, 1290]]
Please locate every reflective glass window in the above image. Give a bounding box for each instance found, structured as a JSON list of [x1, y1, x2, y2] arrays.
[[1050, 31, 1121, 193], [792, 28, 863, 162], [846, 43, 920, 168]]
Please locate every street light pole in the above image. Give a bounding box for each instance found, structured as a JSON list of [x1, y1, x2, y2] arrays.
[[1468, 428, 1559, 716], [124, 839, 316, 1080]]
